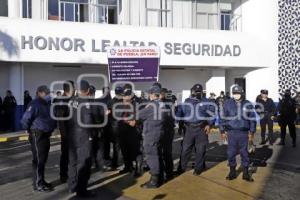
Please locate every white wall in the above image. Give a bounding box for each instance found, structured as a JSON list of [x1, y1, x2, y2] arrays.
[[206, 69, 225, 97], [238, 0, 279, 101]]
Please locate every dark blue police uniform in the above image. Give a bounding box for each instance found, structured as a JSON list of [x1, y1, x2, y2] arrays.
[[138, 85, 172, 188], [176, 84, 215, 175], [21, 86, 56, 192], [219, 85, 256, 181]]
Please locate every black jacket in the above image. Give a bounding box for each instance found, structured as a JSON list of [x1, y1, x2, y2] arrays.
[[67, 96, 103, 147], [138, 100, 171, 144], [277, 96, 297, 121], [255, 96, 276, 117], [3, 96, 17, 112]]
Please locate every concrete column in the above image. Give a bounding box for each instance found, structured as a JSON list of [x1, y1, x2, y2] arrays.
[[8, 0, 21, 18], [9, 63, 24, 131], [32, 0, 48, 20], [206, 69, 225, 98]]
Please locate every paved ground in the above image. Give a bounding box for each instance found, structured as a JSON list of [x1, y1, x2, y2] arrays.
[[0, 127, 299, 200]]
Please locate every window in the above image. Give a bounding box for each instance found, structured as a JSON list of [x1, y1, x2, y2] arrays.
[[48, 0, 118, 24], [194, 0, 218, 30], [0, 0, 8, 17], [146, 0, 173, 27], [221, 11, 231, 30], [49, 0, 88, 21], [94, 0, 118, 24], [48, 0, 59, 20], [22, 0, 32, 18]]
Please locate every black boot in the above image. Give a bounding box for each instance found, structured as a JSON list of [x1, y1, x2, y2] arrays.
[[176, 164, 184, 175], [119, 165, 133, 174], [268, 136, 274, 145], [226, 166, 237, 180], [33, 184, 53, 192], [278, 139, 285, 146], [42, 180, 53, 188], [242, 168, 254, 182], [260, 138, 266, 145], [134, 156, 143, 177], [141, 175, 161, 189], [60, 176, 68, 183]]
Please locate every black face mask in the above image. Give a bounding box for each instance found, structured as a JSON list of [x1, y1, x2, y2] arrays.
[[195, 93, 202, 100]]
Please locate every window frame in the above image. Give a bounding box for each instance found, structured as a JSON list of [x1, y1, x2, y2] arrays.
[[145, 0, 173, 28]]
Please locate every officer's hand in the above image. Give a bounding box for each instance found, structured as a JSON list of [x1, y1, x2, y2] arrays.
[[105, 110, 111, 115], [248, 133, 254, 142], [204, 125, 211, 135], [271, 116, 275, 120]]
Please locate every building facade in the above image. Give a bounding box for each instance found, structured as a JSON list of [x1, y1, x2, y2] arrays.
[[0, 0, 298, 128]]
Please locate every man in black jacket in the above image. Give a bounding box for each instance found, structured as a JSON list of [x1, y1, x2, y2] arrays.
[[3, 90, 17, 131], [255, 89, 277, 145], [24, 90, 33, 110], [277, 89, 297, 147], [67, 80, 103, 197], [53, 80, 75, 183]]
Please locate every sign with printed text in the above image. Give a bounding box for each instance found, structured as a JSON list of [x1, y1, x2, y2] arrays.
[[107, 47, 160, 82]]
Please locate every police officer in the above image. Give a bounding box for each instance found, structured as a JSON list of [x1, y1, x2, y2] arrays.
[[21, 85, 56, 192], [24, 90, 33, 110], [138, 85, 171, 188], [176, 84, 215, 175], [67, 80, 102, 197], [100, 87, 113, 163], [53, 80, 75, 183], [3, 90, 17, 131], [277, 89, 297, 147], [106, 86, 124, 169], [117, 86, 142, 175], [88, 85, 102, 169], [160, 88, 175, 180], [255, 89, 276, 145], [219, 85, 256, 182]]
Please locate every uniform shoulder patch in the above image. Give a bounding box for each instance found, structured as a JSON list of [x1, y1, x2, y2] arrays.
[[26, 106, 32, 112]]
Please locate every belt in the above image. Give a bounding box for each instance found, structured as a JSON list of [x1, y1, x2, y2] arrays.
[[185, 121, 208, 128]]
